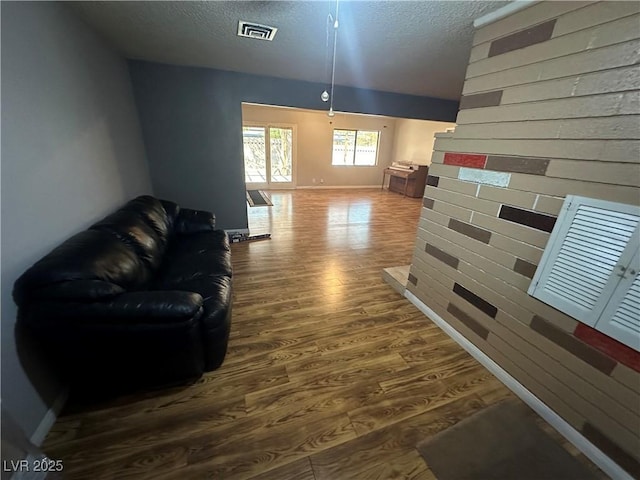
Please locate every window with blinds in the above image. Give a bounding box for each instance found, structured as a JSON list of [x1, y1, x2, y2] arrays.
[[529, 196, 640, 351]]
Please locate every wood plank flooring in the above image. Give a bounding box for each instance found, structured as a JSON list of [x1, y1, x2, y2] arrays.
[[43, 189, 603, 479]]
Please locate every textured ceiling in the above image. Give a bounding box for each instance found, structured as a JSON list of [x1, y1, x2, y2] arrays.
[[69, 1, 508, 100]]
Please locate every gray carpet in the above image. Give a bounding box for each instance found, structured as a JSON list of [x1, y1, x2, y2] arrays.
[[417, 400, 599, 480]]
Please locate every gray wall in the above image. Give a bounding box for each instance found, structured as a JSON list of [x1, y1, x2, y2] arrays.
[[129, 63, 246, 230], [1, 2, 152, 439], [129, 61, 459, 230]]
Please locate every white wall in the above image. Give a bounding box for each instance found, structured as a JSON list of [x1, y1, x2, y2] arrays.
[[1, 2, 152, 440], [242, 104, 397, 187], [391, 118, 456, 165]]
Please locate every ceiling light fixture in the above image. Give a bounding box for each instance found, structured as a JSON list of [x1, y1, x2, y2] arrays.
[[322, 0, 340, 117]]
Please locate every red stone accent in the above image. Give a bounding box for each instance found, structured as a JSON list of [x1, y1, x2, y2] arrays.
[[574, 324, 640, 373], [443, 153, 487, 168]]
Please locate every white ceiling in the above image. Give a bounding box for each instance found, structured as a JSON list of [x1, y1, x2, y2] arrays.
[[69, 1, 508, 100]]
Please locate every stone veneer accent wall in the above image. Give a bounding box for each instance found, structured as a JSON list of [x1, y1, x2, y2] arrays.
[[407, 1, 640, 475]]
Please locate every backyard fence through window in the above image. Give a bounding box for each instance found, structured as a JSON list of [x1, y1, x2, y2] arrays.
[[332, 129, 380, 166]]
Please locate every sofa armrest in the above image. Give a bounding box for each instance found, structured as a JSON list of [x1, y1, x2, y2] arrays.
[[175, 208, 216, 234], [23, 291, 204, 326]]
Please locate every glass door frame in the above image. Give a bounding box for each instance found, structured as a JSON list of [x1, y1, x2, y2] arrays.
[[242, 122, 296, 190]]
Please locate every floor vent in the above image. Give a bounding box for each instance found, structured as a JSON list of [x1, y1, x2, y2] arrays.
[[237, 21, 278, 41]]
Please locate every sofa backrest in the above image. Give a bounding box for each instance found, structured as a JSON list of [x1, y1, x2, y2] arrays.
[[13, 196, 177, 307], [91, 210, 164, 271], [91, 195, 178, 268], [119, 196, 172, 249], [13, 229, 148, 306]]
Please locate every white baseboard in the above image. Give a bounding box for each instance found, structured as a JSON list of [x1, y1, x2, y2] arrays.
[[296, 185, 381, 189], [404, 290, 632, 480], [8, 391, 69, 480], [30, 389, 68, 447]]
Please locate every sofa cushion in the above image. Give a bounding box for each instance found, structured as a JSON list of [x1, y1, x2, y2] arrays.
[[157, 231, 232, 289], [23, 291, 204, 326], [170, 230, 230, 255], [91, 210, 165, 270], [158, 251, 232, 288], [13, 230, 148, 306]]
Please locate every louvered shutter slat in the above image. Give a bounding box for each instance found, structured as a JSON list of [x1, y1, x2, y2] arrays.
[[597, 263, 640, 349], [545, 279, 599, 307], [576, 206, 639, 225], [555, 254, 614, 279], [565, 233, 629, 255], [529, 196, 640, 333], [546, 265, 606, 295], [571, 223, 635, 243]]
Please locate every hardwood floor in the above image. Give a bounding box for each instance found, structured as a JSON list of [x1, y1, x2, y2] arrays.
[[43, 189, 600, 479]]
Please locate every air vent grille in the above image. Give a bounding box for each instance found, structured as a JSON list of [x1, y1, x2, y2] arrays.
[[237, 21, 278, 41]]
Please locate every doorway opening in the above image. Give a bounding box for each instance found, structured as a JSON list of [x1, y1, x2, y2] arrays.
[[243, 124, 295, 189]]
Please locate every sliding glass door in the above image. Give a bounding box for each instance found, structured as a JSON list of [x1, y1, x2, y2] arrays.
[[243, 124, 294, 188]]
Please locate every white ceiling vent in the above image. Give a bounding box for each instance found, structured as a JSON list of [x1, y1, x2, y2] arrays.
[[237, 21, 278, 41]]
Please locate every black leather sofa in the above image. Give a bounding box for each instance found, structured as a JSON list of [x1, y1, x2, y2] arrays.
[[13, 195, 232, 395]]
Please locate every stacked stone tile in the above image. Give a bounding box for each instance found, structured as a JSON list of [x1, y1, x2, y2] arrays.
[[407, 1, 640, 474]]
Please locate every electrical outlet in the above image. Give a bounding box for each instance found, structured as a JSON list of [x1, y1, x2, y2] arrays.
[[320, 178, 324, 184], [312, 178, 316, 183]]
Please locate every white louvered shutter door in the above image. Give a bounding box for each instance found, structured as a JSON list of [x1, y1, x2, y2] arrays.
[[529, 196, 640, 327], [595, 250, 640, 350]]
